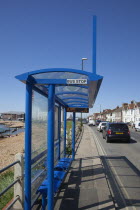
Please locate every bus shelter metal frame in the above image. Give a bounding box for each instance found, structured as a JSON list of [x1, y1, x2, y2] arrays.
[[16, 68, 103, 210], [15, 15, 103, 210]]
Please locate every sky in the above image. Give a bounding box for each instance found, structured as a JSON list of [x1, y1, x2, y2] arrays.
[[0, 0, 140, 116]]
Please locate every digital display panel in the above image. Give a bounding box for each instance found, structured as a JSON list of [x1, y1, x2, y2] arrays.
[[66, 107, 89, 113]]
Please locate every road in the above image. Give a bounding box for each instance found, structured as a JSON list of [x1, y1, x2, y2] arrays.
[[91, 126, 140, 210]]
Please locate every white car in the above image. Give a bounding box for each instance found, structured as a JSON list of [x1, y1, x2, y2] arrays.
[[97, 122, 107, 132], [135, 122, 140, 131], [88, 119, 96, 126]]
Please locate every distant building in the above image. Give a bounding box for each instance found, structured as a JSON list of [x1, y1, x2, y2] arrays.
[[106, 110, 113, 122], [93, 100, 140, 124], [122, 102, 135, 123], [113, 106, 122, 122], [135, 102, 140, 122], [1, 111, 25, 121], [93, 113, 100, 120], [100, 109, 111, 121], [88, 115, 94, 120], [67, 114, 73, 121]]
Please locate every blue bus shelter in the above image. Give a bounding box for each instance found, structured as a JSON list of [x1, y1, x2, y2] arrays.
[[15, 16, 103, 210]]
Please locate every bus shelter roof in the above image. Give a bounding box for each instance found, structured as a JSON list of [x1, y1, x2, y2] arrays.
[[16, 68, 103, 112]]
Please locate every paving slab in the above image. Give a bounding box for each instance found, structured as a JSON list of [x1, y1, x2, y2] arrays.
[[54, 125, 115, 210]]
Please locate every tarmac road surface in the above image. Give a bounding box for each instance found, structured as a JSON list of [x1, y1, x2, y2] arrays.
[[91, 126, 140, 210]]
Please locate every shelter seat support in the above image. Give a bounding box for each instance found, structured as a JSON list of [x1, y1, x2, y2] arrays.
[[36, 158, 72, 209]]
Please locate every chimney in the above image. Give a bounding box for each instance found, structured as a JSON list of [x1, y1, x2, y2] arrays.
[[122, 103, 128, 106]]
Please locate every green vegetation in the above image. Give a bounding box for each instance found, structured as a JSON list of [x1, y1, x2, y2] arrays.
[[66, 121, 72, 135], [0, 170, 14, 210], [66, 121, 72, 155], [66, 121, 81, 155]]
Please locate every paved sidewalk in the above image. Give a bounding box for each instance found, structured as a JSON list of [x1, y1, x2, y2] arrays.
[[54, 125, 115, 210]]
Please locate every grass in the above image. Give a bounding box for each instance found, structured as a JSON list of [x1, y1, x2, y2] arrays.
[[67, 121, 72, 134], [0, 170, 14, 210], [0, 121, 81, 209], [66, 121, 81, 155], [66, 121, 81, 135]]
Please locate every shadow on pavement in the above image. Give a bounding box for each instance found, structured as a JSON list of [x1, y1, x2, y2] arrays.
[[54, 157, 114, 210], [101, 156, 140, 209], [130, 138, 137, 144]]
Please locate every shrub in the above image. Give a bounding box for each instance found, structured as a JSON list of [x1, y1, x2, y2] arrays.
[[0, 170, 14, 209]]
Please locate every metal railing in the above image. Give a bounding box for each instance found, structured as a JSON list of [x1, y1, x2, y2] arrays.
[[0, 125, 83, 209], [0, 160, 19, 174], [6, 195, 20, 210], [0, 156, 23, 210]]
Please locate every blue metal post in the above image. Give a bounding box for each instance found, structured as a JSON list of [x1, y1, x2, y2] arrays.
[[72, 112, 76, 160], [58, 105, 61, 160], [64, 108, 67, 157], [47, 84, 55, 210], [42, 194, 47, 210], [24, 83, 32, 210], [93, 15, 97, 74]]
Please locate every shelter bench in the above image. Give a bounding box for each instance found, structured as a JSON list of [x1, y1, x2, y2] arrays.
[[36, 158, 72, 209]]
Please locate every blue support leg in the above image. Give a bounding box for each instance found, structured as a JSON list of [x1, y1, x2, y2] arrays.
[[58, 106, 61, 160], [47, 84, 55, 210], [42, 194, 47, 210], [72, 112, 76, 160], [24, 83, 32, 210], [64, 108, 67, 157]]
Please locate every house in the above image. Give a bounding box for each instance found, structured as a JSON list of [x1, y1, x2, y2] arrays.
[[1, 111, 25, 121], [122, 103, 128, 122], [88, 115, 94, 120], [93, 113, 101, 120], [106, 109, 113, 122], [101, 109, 112, 121], [134, 102, 140, 122], [92, 101, 140, 124], [67, 114, 73, 121], [122, 101, 135, 123], [113, 106, 122, 122], [110, 108, 117, 122], [100, 110, 106, 121], [94, 107, 123, 122]]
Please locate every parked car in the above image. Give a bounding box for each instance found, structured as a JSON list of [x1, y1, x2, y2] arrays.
[[102, 122, 130, 143], [97, 122, 108, 132], [96, 120, 102, 126], [88, 119, 95, 126], [82, 119, 87, 124], [126, 122, 131, 127], [135, 122, 140, 131]]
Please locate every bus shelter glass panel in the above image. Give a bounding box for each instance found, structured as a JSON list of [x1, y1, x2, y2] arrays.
[[54, 105, 58, 141], [55, 86, 88, 94], [66, 113, 73, 153], [31, 90, 48, 205], [54, 105, 59, 165], [32, 71, 88, 80], [60, 107, 64, 158], [59, 94, 88, 100]]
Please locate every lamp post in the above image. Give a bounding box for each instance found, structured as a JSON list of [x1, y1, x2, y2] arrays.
[[81, 58, 88, 128]]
